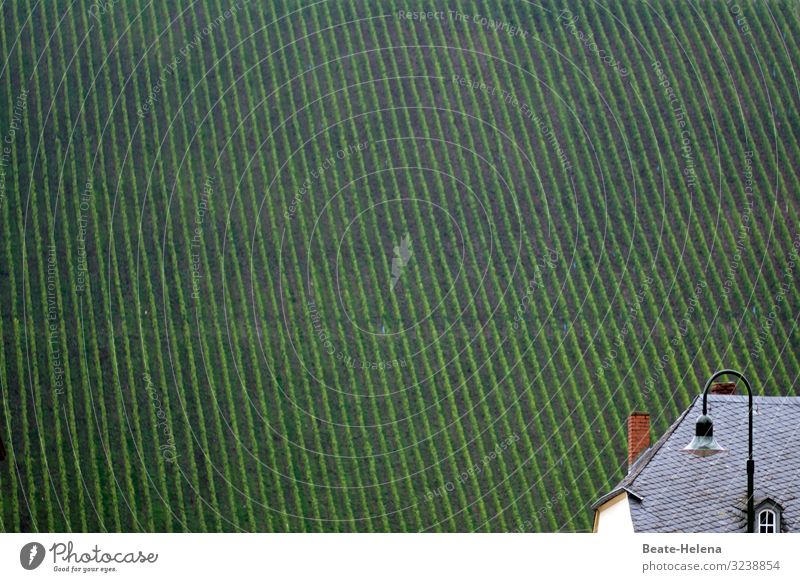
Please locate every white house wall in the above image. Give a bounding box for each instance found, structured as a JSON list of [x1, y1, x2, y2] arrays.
[[593, 493, 635, 533]]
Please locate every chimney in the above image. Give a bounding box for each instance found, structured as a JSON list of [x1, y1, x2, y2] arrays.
[[710, 382, 736, 395], [627, 412, 650, 471]]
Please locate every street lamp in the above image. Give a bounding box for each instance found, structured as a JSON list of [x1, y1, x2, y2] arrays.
[[682, 369, 755, 533], [683, 413, 725, 457]]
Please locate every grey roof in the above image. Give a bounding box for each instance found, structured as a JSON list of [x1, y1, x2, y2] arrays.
[[593, 395, 800, 532]]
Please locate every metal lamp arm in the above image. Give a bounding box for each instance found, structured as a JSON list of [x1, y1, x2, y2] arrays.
[[700, 368, 755, 533], [700, 369, 753, 458]]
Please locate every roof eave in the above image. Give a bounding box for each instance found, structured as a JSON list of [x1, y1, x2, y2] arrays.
[[590, 486, 642, 510]]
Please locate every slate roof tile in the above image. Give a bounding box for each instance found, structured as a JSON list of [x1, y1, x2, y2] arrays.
[[593, 395, 800, 532]]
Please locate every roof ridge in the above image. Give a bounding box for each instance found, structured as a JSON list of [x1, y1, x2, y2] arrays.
[[590, 395, 700, 510], [623, 394, 699, 487]]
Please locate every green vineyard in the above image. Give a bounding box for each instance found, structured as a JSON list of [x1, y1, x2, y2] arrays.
[[0, 0, 799, 532]]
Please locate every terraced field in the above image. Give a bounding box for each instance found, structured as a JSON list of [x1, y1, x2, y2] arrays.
[[0, 0, 799, 532]]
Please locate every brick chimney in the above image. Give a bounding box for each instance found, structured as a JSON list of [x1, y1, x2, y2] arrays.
[[627, 412, 650, 471], [710, 382, 736, 395]]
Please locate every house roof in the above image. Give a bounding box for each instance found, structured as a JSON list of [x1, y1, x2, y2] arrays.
[[592, 395, 800, 532]]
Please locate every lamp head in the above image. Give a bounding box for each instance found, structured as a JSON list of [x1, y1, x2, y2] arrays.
[[683, 414, 725, 457]]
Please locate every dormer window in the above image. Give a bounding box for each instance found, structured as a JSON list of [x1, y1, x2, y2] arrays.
[[755, 499, 782, 533], [758, 509, 776, 533]]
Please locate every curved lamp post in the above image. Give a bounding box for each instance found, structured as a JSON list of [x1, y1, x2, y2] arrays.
[[682, 369, 755, 533]]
